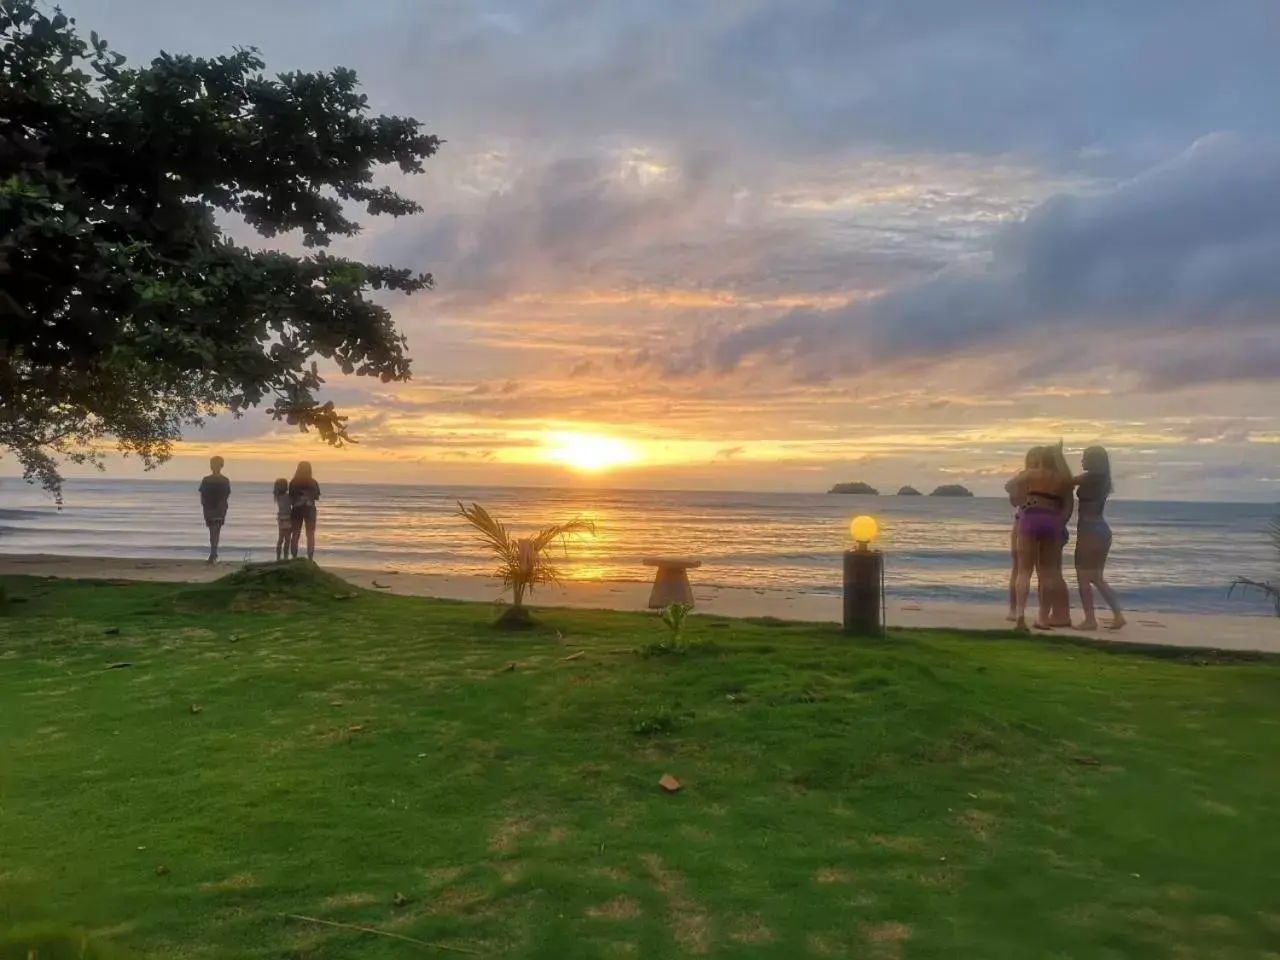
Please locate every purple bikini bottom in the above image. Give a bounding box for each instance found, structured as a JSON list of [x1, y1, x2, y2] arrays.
[[1018, 507, 1061, 540]]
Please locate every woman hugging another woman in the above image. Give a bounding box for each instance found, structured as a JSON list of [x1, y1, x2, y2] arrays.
[[1005, 445, 1074, 632]]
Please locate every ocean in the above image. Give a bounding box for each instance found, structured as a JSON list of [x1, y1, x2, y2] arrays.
[[1, 478, 1277, 615]]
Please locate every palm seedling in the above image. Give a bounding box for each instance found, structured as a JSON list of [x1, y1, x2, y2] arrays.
[[1230, 516, 1280, 617], [457, 501, 595, 628]]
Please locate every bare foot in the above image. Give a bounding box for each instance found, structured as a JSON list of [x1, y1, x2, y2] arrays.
[[1107, 615, 1126, 631], [1033, 621, 1054, 631], [1014, 618, 1030, 633], [1075, 620, 1099, 631], [1049, 620, 1072, 628], [1005, 611, 1018, 622]]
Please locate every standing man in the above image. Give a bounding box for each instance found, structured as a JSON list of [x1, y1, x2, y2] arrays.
[[198, 456, 231, 564]]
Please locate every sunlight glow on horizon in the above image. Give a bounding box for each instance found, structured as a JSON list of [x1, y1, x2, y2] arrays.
[[540, 431, 639, 473]]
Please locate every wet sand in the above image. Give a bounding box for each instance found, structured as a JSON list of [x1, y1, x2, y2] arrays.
[[1, 553, 1275, 654]]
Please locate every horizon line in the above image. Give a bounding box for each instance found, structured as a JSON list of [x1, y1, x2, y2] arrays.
[[1, 474, 1275, 507]]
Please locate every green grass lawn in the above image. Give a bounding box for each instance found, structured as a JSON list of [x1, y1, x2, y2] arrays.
[[3, 566, 1280, 959]]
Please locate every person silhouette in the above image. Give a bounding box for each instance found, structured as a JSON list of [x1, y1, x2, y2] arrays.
[[198, 456, 231, 563], [288, 461, 322, 560]]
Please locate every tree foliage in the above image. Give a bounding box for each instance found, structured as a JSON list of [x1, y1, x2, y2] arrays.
[[0, 0, 439, 497]]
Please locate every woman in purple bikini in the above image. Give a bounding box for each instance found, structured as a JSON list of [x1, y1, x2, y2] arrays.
[[1005, 446, 1075, 632]]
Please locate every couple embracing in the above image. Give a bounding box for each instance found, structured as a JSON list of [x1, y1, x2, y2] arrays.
[[1006, 443, 1124, 633]]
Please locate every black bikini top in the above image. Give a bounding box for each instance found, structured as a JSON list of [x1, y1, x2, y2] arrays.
[[1027, 490, 1063, 504]]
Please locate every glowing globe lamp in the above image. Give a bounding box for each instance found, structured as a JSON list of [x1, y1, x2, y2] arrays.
[[843, 515, 884, 636], [850, 514, 878, 548]]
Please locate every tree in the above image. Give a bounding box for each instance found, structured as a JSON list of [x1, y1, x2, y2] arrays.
[[457, 502, 595, 629], [0, 0, 439, 498]]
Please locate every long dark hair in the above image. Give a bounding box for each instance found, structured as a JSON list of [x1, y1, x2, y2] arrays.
[[292, 461, 313, 484], [1082, 446, 1113, 494], [272, 478, 288, 497]]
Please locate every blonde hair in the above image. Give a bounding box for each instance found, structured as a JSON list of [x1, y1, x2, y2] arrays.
[[1048, 440, 1072, 480]]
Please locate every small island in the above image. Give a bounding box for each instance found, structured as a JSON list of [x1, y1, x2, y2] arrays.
[[930, 484, 975, 498], [827, 482, 880, 496], [897, 486, 922, 496]]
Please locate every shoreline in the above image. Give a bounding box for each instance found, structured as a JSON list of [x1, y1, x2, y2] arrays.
[[1, 552, 1276, 654]]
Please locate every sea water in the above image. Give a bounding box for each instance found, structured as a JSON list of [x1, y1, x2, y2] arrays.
[[1, 479, 1276, 615]]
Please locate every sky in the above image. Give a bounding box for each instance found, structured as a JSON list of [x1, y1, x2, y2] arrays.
[[23, 0, 1280, 500]]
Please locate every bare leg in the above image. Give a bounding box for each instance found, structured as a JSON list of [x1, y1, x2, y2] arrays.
[[207, 523, 222, 564], [1097, 578, 1125, 629], [1013, 535, 1038, 632], [1007, 528, 1019, 621], [1094, 532, 1123, 628], [1035, 538, 1059, 630], [1075, 567, 1098, 629], [304, 509, 317, 561], [276, 529, 288, 562], [1048, 536, 1072, 626], [1074, 532, 1102, 629], [289, 515, 302, 559]]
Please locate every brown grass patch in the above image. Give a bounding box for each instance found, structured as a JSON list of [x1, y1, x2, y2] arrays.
[[421, 866, 464, 887], [814, 867, 853, 884], [957, 808, 997, 842], [587, 896, 642, 920], [200, 873, 257, 892], [865, 922, 911, 943], [729, 918, 774, 944], [545, 826, 569, 844], [1201, 800, 1239, 817], [592, 866, 630, 882], [807, 933, 843, 956], [1196, 914, 1238, 933], [869, 835, 929, 855], [864, 921, 912, 959], [489, 817, 532, 854], [428, 885, 490, 916], [642, 854, 712, 954], [175, 628, 217, 640], [596, 943, 639, 957], [319, 891, 379, 910], [1058, 902, 1105, 926]]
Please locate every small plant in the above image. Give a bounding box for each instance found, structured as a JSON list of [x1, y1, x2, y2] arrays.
[[661, 602, 691, 642], [637, 603, 696, 657], [630, 705, 683, 737], [1230, 517, 1280, 617], [457, 502, 594, 629]]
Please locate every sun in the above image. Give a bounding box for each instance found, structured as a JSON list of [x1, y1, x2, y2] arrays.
[[542, 431, 638, 473]]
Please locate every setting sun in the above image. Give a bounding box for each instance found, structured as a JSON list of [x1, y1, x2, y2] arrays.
[[542, 431, 638, 473]]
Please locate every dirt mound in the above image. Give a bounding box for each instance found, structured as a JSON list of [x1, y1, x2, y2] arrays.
[[174, 561, 362, 612]]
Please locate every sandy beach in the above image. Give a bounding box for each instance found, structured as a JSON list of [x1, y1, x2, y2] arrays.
[[2, 552, 1276, 654]]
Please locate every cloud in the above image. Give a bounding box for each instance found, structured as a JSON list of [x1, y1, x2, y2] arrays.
[[45, 0, 1280, 499], [706, 134, 1280, 386]]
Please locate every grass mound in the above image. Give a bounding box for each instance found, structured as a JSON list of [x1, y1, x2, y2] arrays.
[[173, 560, 361, 612]]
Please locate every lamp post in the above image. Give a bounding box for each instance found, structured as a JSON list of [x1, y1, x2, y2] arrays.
[[843, 515, 884, 636]]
